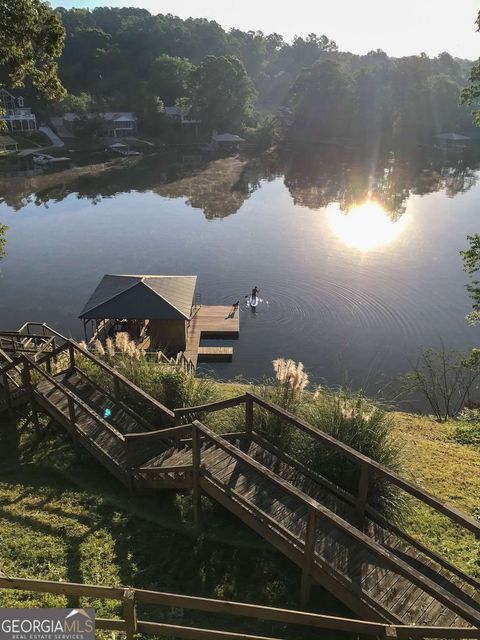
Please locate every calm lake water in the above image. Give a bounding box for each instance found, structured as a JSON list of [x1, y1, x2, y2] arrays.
[[1, 145, 479, 404]]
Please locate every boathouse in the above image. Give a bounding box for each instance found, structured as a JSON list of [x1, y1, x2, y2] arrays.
[[79, 274, 197, 352], [79, 274, 239, 366]]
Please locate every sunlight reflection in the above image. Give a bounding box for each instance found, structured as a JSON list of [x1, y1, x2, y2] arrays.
[[326, 201, 408, 251]]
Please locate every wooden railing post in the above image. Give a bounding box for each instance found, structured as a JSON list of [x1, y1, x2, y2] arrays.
[[113, 376, 120, 403], [300, 505, 318, 607], [21, 360, 40, 434], [68, 343, 75, 370], [192, 423, 202, 529], [355, 464, 370, 526], [245, 394, 254, 439], [67, 396, 78, 448], [2, 370, 12, 416], [123, 588, 137, 640]]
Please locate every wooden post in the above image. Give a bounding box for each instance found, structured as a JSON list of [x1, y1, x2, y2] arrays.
[[113, 377, 120, 403], [192, 424, 202, 529], [300, 505, 318, 607], [67, 396, 78, 448], [68, 343, 75, 371], [355, 464, 370, 526], [22, 362, 40, 435], [245, 394, 254, 439], [122, 588, 137, 640], [2, 371, 13, 418]]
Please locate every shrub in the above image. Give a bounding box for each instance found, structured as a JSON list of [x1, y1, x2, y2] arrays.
[[401, 347, 480, 422], [298, 390, 405, 517], [452, 424, 480, 447], [77, 334, 220, 415]]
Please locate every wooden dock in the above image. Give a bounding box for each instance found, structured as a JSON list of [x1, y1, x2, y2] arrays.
[[1, 323, 480, 634], [184, 305, 239, 366], [198, 346, 233, 361]]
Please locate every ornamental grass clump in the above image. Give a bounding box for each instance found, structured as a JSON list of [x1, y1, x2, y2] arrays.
[[76, 333, 220, 414], [254, 358, 309, 448], [299, 390, 405, 519]]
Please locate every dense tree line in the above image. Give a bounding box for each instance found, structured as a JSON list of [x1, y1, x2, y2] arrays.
[[0, 3, 477, 146], [48, 6, 476, 145]]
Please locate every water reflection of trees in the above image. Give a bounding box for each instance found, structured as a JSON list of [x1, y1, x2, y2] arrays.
[[0, 223, 7, 258], [0, 145, 479, 221], [274, 145, 480, 219]]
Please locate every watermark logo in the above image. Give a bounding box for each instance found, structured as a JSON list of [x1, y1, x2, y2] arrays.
[[0, 608, 95, 640]]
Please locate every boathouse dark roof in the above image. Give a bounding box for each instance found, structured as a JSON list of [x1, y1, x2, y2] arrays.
[[79, 275, 197, 321]]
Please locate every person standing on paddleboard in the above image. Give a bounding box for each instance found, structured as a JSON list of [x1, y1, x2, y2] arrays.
[[251, 286, 259, 300]]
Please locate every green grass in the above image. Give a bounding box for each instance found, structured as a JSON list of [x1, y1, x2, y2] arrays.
[[392, 412, 480, 576], [11, 131, 50, 149]]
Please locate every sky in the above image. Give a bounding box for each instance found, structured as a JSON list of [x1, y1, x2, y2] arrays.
[[53, 0, 480, 60]]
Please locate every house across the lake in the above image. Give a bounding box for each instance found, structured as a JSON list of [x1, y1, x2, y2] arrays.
[[0, 88, 37, 132], [63, 111, 138, 137], [79, 274, 239, 368], [165, 105, 201, 125]]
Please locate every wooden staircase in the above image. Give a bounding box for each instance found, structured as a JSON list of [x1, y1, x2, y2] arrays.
[[1, 323, 479, 633]]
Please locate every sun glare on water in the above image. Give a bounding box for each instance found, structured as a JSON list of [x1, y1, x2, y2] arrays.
[[327, 201, 407, 251]]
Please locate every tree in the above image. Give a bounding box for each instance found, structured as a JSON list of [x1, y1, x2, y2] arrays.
[[0, 0, 65, 99], [289, 60, 352, 141], [461, 11, 480, 124], [57, 92, 94, 114], [149, 55, 194, 105], [190, 55, 256, 131]]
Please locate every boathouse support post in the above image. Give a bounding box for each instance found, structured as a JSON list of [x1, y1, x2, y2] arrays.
[[300, 505, 318, 607], [192, 422, 202, 529]]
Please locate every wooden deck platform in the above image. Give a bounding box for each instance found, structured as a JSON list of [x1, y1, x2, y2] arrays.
[[185, 305, 239, 366], [198, 346, 233, 361]]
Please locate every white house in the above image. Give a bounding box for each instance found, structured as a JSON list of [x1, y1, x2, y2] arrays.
[[63, 111, 138, 137], [165, 105, 200, 125], [0, 88, 37, 132]]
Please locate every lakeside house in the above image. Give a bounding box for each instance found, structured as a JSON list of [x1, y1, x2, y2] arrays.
[[0, 88, 37, 132], [0, 134, 19, 154], [165, 105, 201, 125], [63, 111, 138, 137]]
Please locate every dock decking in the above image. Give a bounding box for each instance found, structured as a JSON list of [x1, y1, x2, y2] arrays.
[[185, 305, 239, 366]]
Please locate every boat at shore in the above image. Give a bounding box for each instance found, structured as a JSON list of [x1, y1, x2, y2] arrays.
[[32, 153, 71, 165]]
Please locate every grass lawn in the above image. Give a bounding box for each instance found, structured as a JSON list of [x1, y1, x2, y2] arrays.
[[392, 411, 480, 576], [11, 131, 51, 149]]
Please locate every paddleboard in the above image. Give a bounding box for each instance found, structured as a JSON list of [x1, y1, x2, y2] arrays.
[[248, 295, 258, 308]]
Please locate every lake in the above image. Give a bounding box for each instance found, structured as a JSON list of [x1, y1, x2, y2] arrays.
[[1, 145, 479, 405]]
